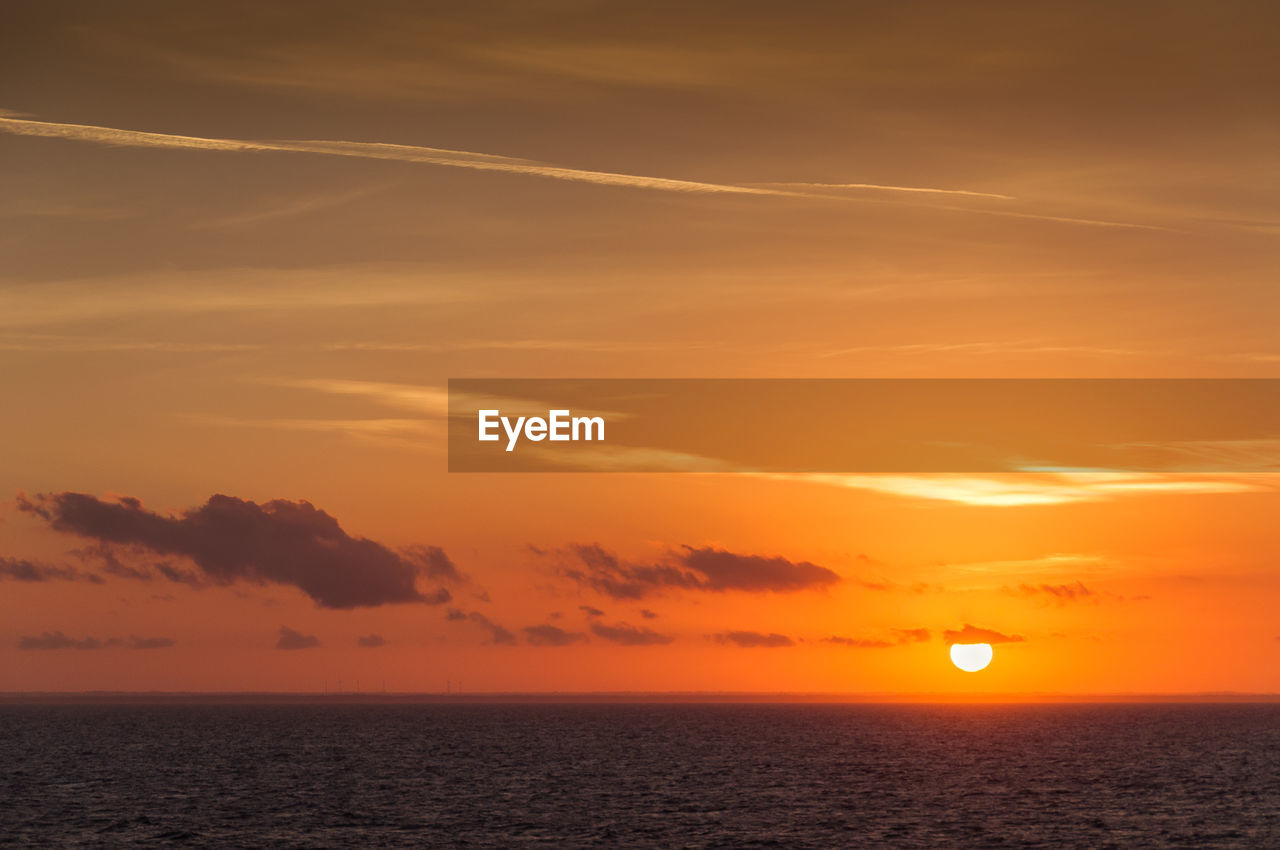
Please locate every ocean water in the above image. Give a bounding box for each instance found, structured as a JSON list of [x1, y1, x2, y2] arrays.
[[1, 702, 1277, 848]]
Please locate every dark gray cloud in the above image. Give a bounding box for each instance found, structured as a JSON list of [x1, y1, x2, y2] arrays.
[[462, 611, 517, 645], [683, 547, 839, 592], [578, 605, 605, 617], [0, 556, 102, 583], [276, 626, 320, 650], [18, 632, 175, 650], [73, 544, 151, 581], [524, 624, 586, 647], [824, 636, 894, 648], [825, 627, 931, 647], [943, 624, 1025, 645], [590, 622, 674, 646], [19, 632, 102, 650], [562, 544, 696, 599], [402, 545, 463, 583], [357, 634, 386, 648], [128, 636, 177, 649], [20, 491, 454, 609], [711, 631, 794, 648], [72, 544, 207, 586], [556, 543, 839, 599], [1011, 581, 1097, 603]]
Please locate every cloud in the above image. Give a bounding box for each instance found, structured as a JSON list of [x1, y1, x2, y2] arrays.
[[18, 632, 175, 650], [590, 622, 674, 646], [19, 492, 454, 609], [682, 547, 840, 592], [639, 609, 658, 619], [70, 544, 206, 586], [73, 545, 152, 581], [0, 556, 102, 583], [823, 636, 894, 648], [1011, 581, 1097, 603], [558, 544, 839, 599], [401, 546, 464, 583], [523, 624, 587, 647], [276, 626, 320, 650], [578, 605, 605, 617], [943, 624, 1025, 645], [270, 379, 450, 415], [19, 632, 101, 650], [187, 415, 439, 450], [455, 610, 516, 646], [893, 628, 932, 644], [777, 472, 1271, 507], [711, 631, 794, 648], [824, 628, 931, 648], [0, 265, 500, 329], [357, 634, 387, 648], [128, 636, 177, 649]]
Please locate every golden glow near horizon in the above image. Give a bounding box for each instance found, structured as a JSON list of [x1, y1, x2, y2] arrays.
[[1, 3, 1279, 696]]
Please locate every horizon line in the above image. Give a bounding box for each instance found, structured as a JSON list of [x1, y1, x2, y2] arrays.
[[4, 690, 1279, 704]]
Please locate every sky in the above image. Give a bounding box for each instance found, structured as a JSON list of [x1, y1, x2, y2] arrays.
[[1, 1, 1278, 695]]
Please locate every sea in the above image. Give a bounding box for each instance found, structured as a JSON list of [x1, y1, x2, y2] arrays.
[[1, 701, 1277, 847]]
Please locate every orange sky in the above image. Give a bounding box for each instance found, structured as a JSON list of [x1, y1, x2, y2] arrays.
[[2, 2, 1278, 695]]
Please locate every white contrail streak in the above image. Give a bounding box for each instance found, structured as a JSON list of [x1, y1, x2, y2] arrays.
[[0, 115, 791, 197], [0, 113, 1166, 228], [763, 181, 1015, 200]]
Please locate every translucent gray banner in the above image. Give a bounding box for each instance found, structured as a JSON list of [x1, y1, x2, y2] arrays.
[[448, 379, 1280, 473]]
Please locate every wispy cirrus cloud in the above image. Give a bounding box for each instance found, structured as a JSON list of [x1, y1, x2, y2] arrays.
[[776, 472, 1273, 506], [945, 553, 1110, 578], [263, 379, 449, 415], [184, 414, 440, 450], [0, 265, 492, 328]]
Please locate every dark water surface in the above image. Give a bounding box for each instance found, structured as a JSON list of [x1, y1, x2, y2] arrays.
[[2, 703, 1277, 848]]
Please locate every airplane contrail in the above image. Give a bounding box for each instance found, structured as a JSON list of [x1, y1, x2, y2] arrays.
[[761, 181, 1015, 200], [0, 115, 792, 197], [0, 113, 1165, 229]]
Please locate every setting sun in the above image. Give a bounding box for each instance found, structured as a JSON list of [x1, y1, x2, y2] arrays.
[[950, 643, 994, 672]]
